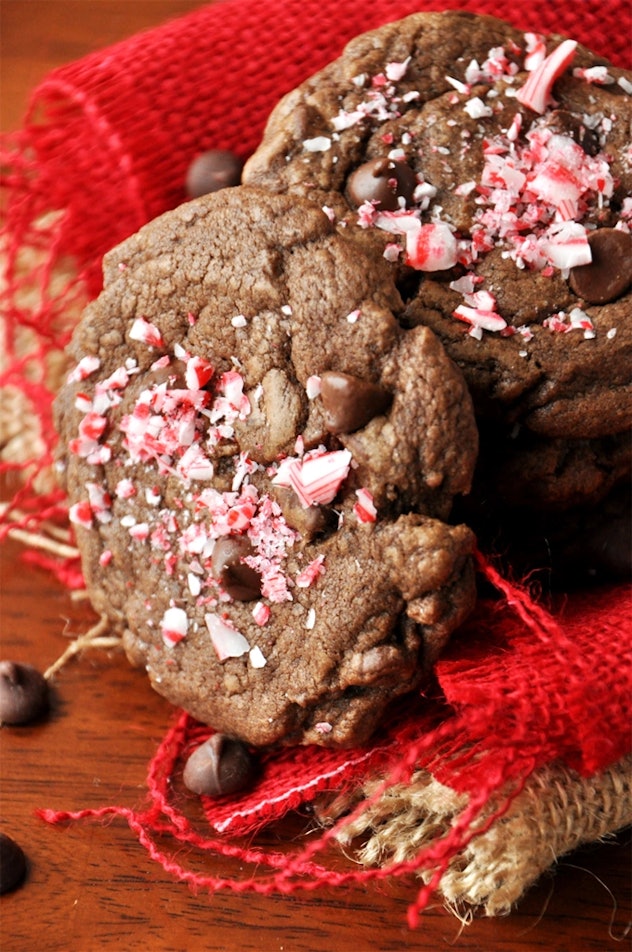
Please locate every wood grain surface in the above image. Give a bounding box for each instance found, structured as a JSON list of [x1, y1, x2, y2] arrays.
[[1, 3, 631, 950]]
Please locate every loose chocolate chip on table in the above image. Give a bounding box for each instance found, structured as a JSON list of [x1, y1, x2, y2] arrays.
[[182, 734, 258, 797], [185, 149, 244, 198], [320, 371, 392, 434], [0, 661, 49, 725], [0, 834, 27, 894], [211, 536, 262, 601], [346, 157, 417, 210], [569, 228, 632, 304]]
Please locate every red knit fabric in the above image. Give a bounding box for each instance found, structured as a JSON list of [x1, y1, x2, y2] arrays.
[[3, 0, 631, 927]]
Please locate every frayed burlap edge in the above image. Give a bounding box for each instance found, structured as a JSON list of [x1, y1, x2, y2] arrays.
[[331, 754, 632, 917]]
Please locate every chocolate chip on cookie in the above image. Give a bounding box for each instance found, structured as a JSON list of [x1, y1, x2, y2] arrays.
[[569, 229, 632, 305], [185, 149, 244, 198], [346, 158, 418, 211]]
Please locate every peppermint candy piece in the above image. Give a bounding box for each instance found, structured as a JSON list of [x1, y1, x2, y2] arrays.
[[516, 39, 577, 115]]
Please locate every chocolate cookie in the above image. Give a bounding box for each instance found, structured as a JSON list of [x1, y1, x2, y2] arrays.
[[243, 11, 632, 510], [54, 185, 477, 747]]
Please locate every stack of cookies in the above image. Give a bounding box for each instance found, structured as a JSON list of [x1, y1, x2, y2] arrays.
[[54, 12, 631, 751]]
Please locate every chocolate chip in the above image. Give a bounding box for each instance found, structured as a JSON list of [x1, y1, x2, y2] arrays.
[[211, 536, 261, 601], [185, 150, 244, 198], [0, 661, 49, 725], [569, 229, 632, 304], [577, 125, 601, 157], [182, 734, 258, 797], [320, 371, 392, 434], [346, 157, 417, 210], [273, 486, 338, 541], [0, 834, 27, 894]]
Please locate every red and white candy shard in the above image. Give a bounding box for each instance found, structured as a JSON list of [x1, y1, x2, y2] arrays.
[[273, 448, 352, 508], [374, 212, 458, 271], [129, 316, 165, 348], [539, 221, 592, 270], [69, 499, 94, 530], [66, 355, 100, 384], [406, 221, 458, 271], [452, 290, 507, 339], [252, 602, 270, 626], [523, 32, 547, 72], [295, 555, 326, 588], [185, 355, 214, 390], [516, 39, 577, 114], [354, 487, 377, 523], [160, 606, 188, 648], [205, 612, 250, 661]]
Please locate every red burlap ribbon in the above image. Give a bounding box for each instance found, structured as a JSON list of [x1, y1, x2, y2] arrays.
[[2, 0, 631, 926]]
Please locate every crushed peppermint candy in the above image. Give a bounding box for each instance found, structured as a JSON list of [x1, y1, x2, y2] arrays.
[[85, 482, 112, 523], [407, 221, 458, 271], [385, 57, 410, 82], [465, 45, 520, 86], [205, 612, 250, 661], [305, 375, 322, 399], [314, 721, 333, 734], [188, 572, 202, 597], [523, 33, 547, 72], [128, 522, 150, 542], [353, 487, 377, 523], [453, 290, 507, 339], [464, 96, 493, 119], [516, 39, 577, 114], [66, 355, 100, 383], [542, 308, 596, 338], [539, 220, 592, 271], [618, 76, 632, 95], [573, 66, 614, 86], [252, 602, 271, 626], [383, 243, 402, 262], [69, 500, 94, 530], [160, 606, 188, 648], [473, 124, 612, 273], [302, 136, 331, 152], [185, 355, 214, 389], [115, 478, 136, 499], [129, 316, 165, 348], [249, 646, 267, 669], [273, 447, 352, 509], [372, 211, 458, 271], [295, 555, 326, 589]]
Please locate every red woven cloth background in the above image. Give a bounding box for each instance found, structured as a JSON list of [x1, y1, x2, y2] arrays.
[[2, 0, 631, 926]]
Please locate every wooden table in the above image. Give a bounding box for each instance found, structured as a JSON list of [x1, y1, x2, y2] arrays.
[[1, 3, 631, 950]]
